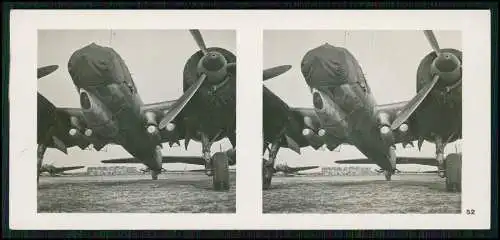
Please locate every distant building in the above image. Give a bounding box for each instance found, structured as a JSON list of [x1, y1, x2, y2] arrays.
[[321, 166, 377, 176], [87, 166, 139, 176]]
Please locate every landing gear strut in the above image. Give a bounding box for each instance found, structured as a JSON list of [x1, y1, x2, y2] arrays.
[[151, 170, 160, 180], [37, 144, 47, 185], [201, 133, 214, 177], [384, 170, 392, 181], [200, 132, 230, 191], [435, 136, 446, 178], [263, 140, 279, 190], [384, 146, 397, 181], [434, 135, 461, 192], [151, 145, 163, 180]]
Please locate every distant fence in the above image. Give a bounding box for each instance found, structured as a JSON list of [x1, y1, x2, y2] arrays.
[[321, 166, 377, 176], [87, 166, 140, 176]]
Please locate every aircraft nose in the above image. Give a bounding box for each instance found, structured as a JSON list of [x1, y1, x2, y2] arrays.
[[68, 44, 112, 87], [79, 52, 110, 73], [301, 49, 348, 88]]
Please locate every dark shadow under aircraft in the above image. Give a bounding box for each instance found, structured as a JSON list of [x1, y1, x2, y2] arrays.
[[39, 163, 85, 177], [37, 30, 265, 191], [263, 30, 462, 192]]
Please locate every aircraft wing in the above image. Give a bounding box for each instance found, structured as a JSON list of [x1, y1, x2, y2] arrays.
[[101, 156, 206, 165], [287, 166, 320, 172], [54, 166, 85, 173], [101, 148, 236, 166], [38, 94, 112, 154], [375, 101, 425, 146], [335, 156, 437, 167], [263, 85, 348, 154], [141, 96, 236, 149]]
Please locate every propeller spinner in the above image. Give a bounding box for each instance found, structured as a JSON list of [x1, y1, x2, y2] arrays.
[[158, 29, 235, 130], [390, 30, 462, 131], [189, 29, 235, 84], [424, 30, 462, 85]]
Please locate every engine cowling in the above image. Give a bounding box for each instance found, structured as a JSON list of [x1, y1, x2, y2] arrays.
[[417, 48, 462, 92], [311, 88, 349, 139], [183, 47, 236, 93], [377, 111, 395, 145], [79, 89, 119, 138], [302, 128, 324, 149]]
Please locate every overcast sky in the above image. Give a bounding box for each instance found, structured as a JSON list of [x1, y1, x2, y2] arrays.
[[263, 30, 462, 172], [38, 29, 236, 170]]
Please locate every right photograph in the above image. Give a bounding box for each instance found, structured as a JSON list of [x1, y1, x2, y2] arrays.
[[262, 30, 462, 214]]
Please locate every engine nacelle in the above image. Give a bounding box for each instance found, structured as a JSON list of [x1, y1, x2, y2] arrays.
[[311, 88, 349, 139], [79, 89, 119, 138], [302, 128, 324, 149], [417, 48, 463, 93], [376, 111, 395, 145]]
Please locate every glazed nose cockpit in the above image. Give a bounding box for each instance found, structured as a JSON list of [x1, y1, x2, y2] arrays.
[[301, 43, 349, 88], [68, 43, 114, 88]]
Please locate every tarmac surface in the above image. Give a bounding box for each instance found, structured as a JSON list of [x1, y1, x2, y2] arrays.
[[263, 174, 461, 214], [38, 172, 236, 213]]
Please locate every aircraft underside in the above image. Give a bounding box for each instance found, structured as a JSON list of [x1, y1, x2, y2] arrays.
[[37, 30, 236, 192], [262, 30, 462, 193]]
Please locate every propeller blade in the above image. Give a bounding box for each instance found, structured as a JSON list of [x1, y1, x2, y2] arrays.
[[227, 62, 236, 74], [38, 65, 59, 79], [158, 73, 207, 129], [263, 65, 292, 81], [423, 30, 441, 55], [189, 29, 208, 55], [390, 74, 440, 130]]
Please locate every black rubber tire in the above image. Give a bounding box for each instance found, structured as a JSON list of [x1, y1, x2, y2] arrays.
[[151, 170, 159, 180], [384, 170, 392, 181], [445, 153, 462, 192], [262, 162, 274, 190], [212, 152, 230, 191]]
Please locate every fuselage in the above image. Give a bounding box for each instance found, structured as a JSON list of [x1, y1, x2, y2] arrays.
[[66, 43, 237, 171], [301, 44, 396, 170], [68, 43, 166, 170]]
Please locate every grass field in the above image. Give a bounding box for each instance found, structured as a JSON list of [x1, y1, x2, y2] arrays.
[[263, 174, 461, 214], [38, 172, 236, 213]]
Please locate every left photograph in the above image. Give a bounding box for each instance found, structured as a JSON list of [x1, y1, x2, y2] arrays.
[[37, 29, 236, 213]]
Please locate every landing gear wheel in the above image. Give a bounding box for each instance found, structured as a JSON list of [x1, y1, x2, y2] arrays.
[[151, 170, 160, 180], [262, 162, 274, 190], [212, 152, 230, 191], [384, 170, 392, 181], [445, 153, 462, 192]]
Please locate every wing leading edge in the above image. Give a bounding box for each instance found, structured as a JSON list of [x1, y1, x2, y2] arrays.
[[335, 157, 437, 167]]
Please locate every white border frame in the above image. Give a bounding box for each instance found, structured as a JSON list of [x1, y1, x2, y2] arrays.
[[9, 10, 491, 230]]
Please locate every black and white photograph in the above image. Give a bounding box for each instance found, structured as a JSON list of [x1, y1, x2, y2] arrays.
[[36, 29, 237, 213], [262, 30, 463, 213], [9, 10, 491, 230]]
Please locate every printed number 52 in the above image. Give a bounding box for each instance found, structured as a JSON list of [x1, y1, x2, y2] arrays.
[[466, 209, 475, 215]]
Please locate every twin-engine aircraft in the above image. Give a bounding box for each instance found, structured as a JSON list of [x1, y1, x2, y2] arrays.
[[273, 163, 319, 176], [37, 30, 249, 191], [39, 163, 85, 177], [263, 30, 462, 192]]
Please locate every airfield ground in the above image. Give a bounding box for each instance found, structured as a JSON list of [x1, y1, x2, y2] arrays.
[[263, 174, 461, 214], [38, 172, 236, 213]]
